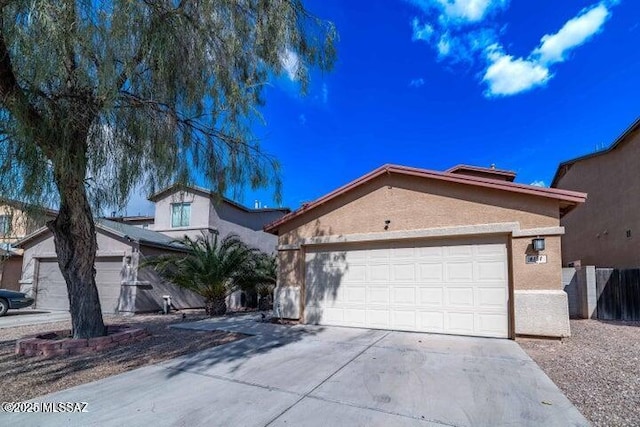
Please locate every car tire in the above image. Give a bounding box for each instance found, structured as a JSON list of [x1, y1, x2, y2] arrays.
[[0, 298, 8, 317]]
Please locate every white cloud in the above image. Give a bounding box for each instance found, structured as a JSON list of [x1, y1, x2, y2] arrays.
[[437, 33, 452, 57], [530, 180, 547, 187], [298, 114, 307, 125], [408, 0, 508, 24], [408, 0, 616, 97], [409, 78, 426, 88], [533, 3, 610, 65], [438, 0, 508, 23], [280, 48, 299, 81], [321, 83, 328, 104], [483, 44, 550, 96], [412, 18, 434, 41]]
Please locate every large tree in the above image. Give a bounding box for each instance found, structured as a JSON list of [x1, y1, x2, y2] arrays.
[[0, 1, 335, 338]]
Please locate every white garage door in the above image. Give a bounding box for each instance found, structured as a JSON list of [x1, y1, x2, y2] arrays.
[[305, 240, 509, 338], [35, 257, 124, 313]]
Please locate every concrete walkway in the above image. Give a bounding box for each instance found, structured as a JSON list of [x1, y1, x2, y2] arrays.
[[6, 315, 589, 426]]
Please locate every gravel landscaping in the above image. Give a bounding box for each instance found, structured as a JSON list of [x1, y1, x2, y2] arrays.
[[0, 311, 245, 402], [519, 319, 640, 427]]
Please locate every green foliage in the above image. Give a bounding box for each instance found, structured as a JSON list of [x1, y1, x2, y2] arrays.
[[245, 252, 277, 297], [0, 0, 337, 210], [145, 233, 262, 303]]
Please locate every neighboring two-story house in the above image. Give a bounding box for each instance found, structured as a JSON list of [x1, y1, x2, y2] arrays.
[[15, 184, 290, 313], [0, 199, 56, 290], [147, 184, 290, 254], [552, 117, 640, 268]]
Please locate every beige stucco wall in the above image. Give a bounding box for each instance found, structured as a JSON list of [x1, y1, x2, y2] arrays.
[[555, 126, 640, 268], [279, 175, 558, 244], [151, 190, 212, 237], [274, 173, 569, 336], [511, 235, 562, 290]]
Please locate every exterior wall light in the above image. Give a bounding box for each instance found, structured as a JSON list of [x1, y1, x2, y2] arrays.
[[532, 237, 545, 252]]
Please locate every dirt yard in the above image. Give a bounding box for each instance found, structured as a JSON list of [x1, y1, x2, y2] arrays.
[[0, 311, 244, 402], [519, 319, 640, 427]]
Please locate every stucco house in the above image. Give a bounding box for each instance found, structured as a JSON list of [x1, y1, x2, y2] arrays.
[[16, 219, 204, 313], [13, 184, 290, 314], [0, 199, 56, 291], [148, 184, 290, 253], [265, 164, 586, 338], [552, 117, 640, 268]]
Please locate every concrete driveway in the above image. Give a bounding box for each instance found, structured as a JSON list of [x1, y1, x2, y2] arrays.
[[0, 309, 70, 328], [6, 315, 588, 426]]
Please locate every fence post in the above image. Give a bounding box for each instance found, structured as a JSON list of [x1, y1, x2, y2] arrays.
[[584, 266, 597, 319]]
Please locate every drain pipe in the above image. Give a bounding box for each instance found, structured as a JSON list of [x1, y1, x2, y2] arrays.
[[162, 295, 172, 315]]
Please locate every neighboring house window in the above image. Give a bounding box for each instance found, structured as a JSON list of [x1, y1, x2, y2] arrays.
[[171, 203, 191, 227], [0, 215, 11, 235]]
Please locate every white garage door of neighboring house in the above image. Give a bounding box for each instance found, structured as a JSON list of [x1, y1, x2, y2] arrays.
[[35, 257, 124, 313], [305, 240, 509, 338]]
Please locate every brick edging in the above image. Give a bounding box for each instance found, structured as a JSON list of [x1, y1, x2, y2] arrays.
[[16, 325, 150, 358]]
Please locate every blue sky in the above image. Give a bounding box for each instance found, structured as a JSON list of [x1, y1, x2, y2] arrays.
[[128, 0, 640, 214]]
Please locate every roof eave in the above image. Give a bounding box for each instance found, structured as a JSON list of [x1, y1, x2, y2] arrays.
[[264, 164, 587, 234], [552, 116, 640, 188]]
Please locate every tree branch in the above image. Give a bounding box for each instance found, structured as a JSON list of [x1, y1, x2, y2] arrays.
[[0, 16, 52, 156]]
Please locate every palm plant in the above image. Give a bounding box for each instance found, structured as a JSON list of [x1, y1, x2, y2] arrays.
[[146, 233, 259, 316], [239, 253, 277, 310]]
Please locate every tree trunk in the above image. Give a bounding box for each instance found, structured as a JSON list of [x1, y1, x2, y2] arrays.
[[205, 296, 227, 316], [48, 129, 106, 338]]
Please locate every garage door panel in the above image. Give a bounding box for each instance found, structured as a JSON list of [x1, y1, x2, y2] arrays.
[[447, 312, 475, 333], [321, 307, 344, 323], [392, 287, 416, 305], [345, 286, 366, 303], [391, 247, 415, 259], [476, 288, 507, 308], [447, 287, 474, 306], [344, 265, 366, 282], [344, 309, 366, 325], [392, 310, 417, 329], [368, 248, 390, 260], [476, 261, 507, 281], [369, 264, 390, 281], [345, 250, 366, 261], [368, 286, 390, 304], [367, 309, 390, 327], [475, 244, 506, 256], [418, 288, 443, 306], [418, 263, 443, 282], [418, 246, 443, 258], [476, 313, 509, 337], [392, 263, 415, 281], [446, 245, 473, 257], [419, 311, 445, 331], [305, 240, 508, 338], [446, 262, 474, 281]]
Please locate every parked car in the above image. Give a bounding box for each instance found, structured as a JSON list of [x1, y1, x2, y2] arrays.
[[0, 289, 35, 316]]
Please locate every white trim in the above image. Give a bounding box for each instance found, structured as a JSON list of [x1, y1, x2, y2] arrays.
[[277, 223, 564, 250], [512, 226, 565, 238]]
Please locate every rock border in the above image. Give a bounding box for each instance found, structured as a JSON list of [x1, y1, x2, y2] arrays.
[[15, 325, 150, 358]]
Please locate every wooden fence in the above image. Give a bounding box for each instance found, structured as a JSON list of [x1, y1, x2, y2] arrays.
[[596, 268, 640, 321]]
